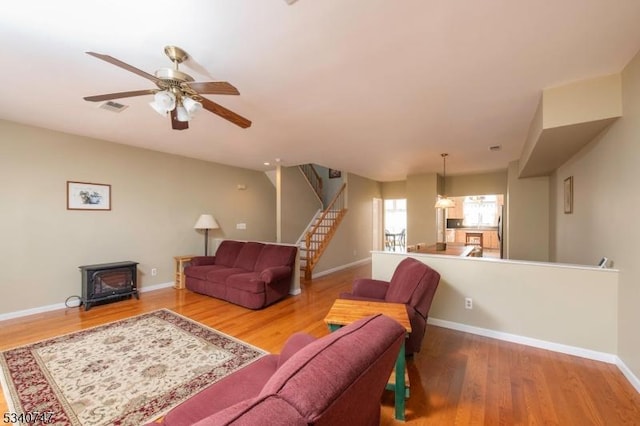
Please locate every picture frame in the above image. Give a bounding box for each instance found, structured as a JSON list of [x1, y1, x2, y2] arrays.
[[67, 181, 111, 211], [328, 169, 342, 179], [563, 176, 573, 214]]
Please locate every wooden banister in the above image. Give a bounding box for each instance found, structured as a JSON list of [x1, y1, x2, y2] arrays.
[[304, 182, 347, 280], [299, 164, 323, 205], [307, 183, 346, 237]]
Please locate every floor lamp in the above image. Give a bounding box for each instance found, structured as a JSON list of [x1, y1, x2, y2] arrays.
[[194, 214, 219, 256]]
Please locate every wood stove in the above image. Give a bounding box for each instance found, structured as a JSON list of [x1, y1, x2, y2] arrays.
[[79, 261, 139, 311]]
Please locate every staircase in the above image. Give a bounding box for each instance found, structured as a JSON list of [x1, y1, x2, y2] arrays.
[[298, 164, 323, 205], [298, 182, 347, 280]]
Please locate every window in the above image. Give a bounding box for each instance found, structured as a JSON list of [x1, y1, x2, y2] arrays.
[[463, 195, 498, 227], [384, 199, 406, 233], [384, 199, 406, 251]]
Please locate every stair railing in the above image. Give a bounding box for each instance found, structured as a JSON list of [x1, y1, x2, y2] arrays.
[[299, 164, 323, 206], [304, 182, 347, 279]]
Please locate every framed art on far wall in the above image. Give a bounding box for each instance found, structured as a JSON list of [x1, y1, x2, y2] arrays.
[[329, 169, 342, 179], [564, 176, 573, 214], [67, 181, 111, 210]]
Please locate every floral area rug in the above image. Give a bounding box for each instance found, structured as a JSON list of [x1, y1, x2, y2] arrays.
[[0, 309, 266, 425]]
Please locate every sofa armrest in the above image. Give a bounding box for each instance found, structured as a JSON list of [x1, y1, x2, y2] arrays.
[[277, 332, 317, 369], [259, 265, 291, 284], [344, 278, 390, 300], [190, 256, 216, 266]]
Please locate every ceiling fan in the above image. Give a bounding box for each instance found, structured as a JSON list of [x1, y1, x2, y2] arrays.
[[83, 46, 251, 130]]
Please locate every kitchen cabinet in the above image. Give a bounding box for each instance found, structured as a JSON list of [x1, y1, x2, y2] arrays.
[[482, 231, 499, 249], [447, 203, 464, 222]]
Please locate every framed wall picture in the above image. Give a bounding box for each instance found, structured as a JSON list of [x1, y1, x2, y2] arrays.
[[328, 169, 342, 179], [67, 181, 111, 210], [564, 176, 573, 214]]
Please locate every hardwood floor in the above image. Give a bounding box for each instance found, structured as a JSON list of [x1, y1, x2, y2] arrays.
[[1, 263, 639, 425]]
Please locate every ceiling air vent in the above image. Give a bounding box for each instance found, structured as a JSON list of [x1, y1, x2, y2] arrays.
[[488, 144, 502, 152], [99, 101, 128, 113]]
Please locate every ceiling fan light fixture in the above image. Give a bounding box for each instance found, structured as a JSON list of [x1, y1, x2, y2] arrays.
[[149, 100, 168, 116], [151, 90, 176, 113], [84, 48, 252, 129], [176, 103, 190, 122], [183, 96, 202, 116]]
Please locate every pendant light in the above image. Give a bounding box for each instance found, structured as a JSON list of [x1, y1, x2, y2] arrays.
[[435, 153, 455, 208]]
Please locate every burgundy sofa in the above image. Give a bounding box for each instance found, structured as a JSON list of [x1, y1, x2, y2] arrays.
[[185, 240, 297, 309], [339, 257, 440, 355], [154, 314, 405, 426]]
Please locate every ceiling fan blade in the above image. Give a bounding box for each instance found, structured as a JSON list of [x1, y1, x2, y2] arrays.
[[184, 81, 240, 95], [171, 109, 189, 130], [86, 52, 160, 83], [84, 89, 156, 102], [200, 98, 252, 128]]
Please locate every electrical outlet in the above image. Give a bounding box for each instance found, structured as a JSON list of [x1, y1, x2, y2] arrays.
[[465, 297, 473, 310], [236, 223, 247, 230], [151, 268, 157, 276]]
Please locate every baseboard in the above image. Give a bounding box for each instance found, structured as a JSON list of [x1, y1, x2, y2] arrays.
[[0, 282, 174, 322], [616, 356, 640, 394], [141, 282, 175, 292], [0, 302, 70, 322], [311, 257, 371, 279], [427, 317, 618, 364]]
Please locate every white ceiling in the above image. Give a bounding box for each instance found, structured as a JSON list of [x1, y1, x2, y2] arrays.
[[1, 0, 639, 182]]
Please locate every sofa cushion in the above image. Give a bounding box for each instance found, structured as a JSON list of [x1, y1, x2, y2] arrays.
[[185, 264, 228, 281], [233, 242, 265, 271], [206, 268, 247, 284], [226, 273, 264, 293], [215, 240, 246, 267], [254, 244, 297, 271]]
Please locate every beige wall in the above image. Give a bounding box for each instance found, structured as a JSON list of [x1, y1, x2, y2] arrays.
[[542, 73, 622, 129], [381, 180, 406, 199], [280, 166, 322, 243], [446, 170, 508, 197], [406, 173, 438, 246], [316, 165, 345, 206], [506, 160, 549, 261], [0, 120, 276, 315], [314, 173, 381, 274], [372, 252, 618, 356], [551, 48, 640, 384]]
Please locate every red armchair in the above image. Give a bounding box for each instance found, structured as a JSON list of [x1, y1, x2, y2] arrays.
[[339, 257, 440, 355]]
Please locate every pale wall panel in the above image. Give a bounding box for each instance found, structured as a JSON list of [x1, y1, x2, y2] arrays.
[[372, 252, 618, 355], [0, 120, 276, 314]]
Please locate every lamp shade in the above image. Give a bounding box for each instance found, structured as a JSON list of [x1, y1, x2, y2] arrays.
[[156, 91, 176, 109], [183, 96, 203, 115], [434, 197, 455, 209], [149, 90, 176, 116], [194, 214, 219, 230], [176, 104, 190, 122]]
